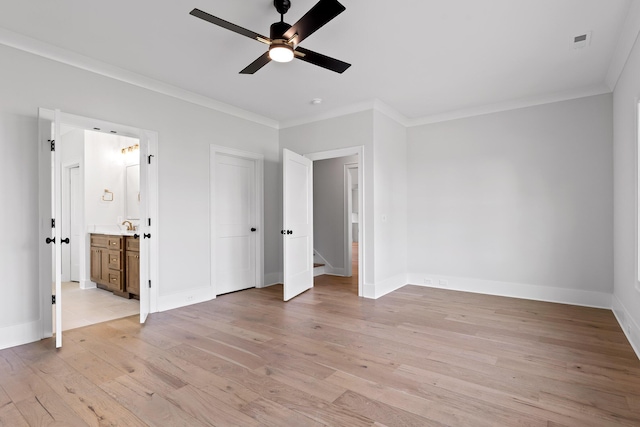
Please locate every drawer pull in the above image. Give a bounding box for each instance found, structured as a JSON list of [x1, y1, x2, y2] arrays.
[[112, 258, 117, 262], [111, 242, 117, 245], [111, 278, 116, 282]]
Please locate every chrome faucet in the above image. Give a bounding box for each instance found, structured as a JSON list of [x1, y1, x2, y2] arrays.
[[122, 220, 134, 231]]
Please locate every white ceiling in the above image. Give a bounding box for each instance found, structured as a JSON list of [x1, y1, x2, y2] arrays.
[[0, 0, 632, 125]]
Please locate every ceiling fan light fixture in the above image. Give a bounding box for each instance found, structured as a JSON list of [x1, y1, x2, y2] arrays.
[[269, 43, 294, 62]]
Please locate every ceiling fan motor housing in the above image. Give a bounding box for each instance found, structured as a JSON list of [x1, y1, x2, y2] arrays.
[[270, 21, 292, 39]]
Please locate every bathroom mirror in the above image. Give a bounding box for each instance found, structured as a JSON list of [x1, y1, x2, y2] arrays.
[[125, 164, 140, 220]]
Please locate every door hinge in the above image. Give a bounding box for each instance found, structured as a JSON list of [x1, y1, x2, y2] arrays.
[[148, 280, 151, 289], [52, 295, 56, 305], [51, 218, 55, 228], [148, 154, 154, 164], [148, 218, 151, 227], [49, 139, 55, 151]]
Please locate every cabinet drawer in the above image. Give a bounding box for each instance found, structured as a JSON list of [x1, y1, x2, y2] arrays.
[[107, 237, 122, 249], [90, 235, 108, 248], [126, 238, 140, 252], [108, 272, 122, 288], [108, 251, 121, 269]]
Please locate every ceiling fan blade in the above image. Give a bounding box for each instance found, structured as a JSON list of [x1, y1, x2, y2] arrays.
[[295, 47, 350, 73], [283, 0, 346, 45], [239, 52, 272, 74], [190, 8, 270, 43]]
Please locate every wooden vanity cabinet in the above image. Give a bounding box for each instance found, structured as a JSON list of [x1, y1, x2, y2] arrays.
[[125, 237, 140, 298], [89, 234, 130, 298]]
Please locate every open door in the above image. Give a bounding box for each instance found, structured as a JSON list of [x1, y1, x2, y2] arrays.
[[138, 131, 151, 323], [40, 108, 64, 348], [283, 149, 314, 301]]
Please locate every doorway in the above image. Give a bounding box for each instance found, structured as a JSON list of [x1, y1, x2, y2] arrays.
[[39, 108, 158, 348], [283, 146, 366, 301]]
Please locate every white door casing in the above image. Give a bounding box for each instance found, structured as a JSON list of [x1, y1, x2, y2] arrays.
[[70, 166, 81, 282], [210, 146, 264, 296], [283, 149, 314, 301], [53, 110, 63, 348], [39, 108, 158, 347]]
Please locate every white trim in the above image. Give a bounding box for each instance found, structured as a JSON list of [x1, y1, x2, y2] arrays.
[[304, 146, 365, 297], [362, 274, 407, 299], [344, 163, 358, 278], [612, 295, 640, 360], [157, 286, 216, 312], [407, 273, 612, 309], [409, 84, 611, 127], [0, 27, 278, 129], [605, 1, 640, 91], [0, 319, 43, 351], [280, 101, 376, 129], [4, 25, 616, 131], [264, 272, 282, 287], [210, 145, 265, 295]]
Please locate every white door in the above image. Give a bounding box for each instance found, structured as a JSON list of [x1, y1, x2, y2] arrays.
[[283, 149, 314, 301], [214, 154, 257, 294], [70, 166, 81, 281], [138, 131, 151, 323], [49, 110, 63, 348]]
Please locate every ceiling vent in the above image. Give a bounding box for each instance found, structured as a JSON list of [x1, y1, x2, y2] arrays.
[[571, 31, 592, 49]]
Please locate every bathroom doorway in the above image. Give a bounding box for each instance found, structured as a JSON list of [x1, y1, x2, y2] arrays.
[[39, 108, 158, 348]]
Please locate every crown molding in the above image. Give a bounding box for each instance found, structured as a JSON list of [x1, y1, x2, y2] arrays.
[[0, 27, 279, 129], [408, 84, 612, 127], [605, 0, 640, 91], [279, 100, 376, 129]]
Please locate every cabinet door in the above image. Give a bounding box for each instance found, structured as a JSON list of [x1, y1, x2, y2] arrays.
[[100, 249, 110, 284], [126, 251, 140, 296], [90, 248, 102, 282]]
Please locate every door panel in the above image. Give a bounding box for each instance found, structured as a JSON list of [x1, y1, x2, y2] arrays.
[[215, 154, 256, 294], [283, 149, 313, 301], [138, 131, 150, 323]]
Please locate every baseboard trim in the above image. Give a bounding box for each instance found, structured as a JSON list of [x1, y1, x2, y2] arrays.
[[80, 280, 96, 290], [0, 319, 42, 351], [264, 272, 282, 288], [407, 274, 612, 309], [612, 295, 640, 360], [157, 286, 215, 312], [363, 274, 407, 299]]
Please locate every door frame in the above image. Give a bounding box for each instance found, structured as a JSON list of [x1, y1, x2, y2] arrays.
[[305, 146, 365, 297], [344, 163, 358, 278], [210, 145, 265, 296], [61, 161, 81, 283], [38, 108, 159, 340]]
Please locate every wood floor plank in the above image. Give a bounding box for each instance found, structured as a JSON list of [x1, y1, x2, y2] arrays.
[[0, 401, 30, 427]]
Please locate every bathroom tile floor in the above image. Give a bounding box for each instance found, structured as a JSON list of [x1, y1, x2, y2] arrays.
[[55, 282, 139, 331]]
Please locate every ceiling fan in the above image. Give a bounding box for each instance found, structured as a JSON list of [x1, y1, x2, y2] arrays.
[[190, 0, 351, 74]]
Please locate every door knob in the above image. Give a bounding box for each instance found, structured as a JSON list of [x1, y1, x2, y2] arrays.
[[133, 234, 139, 239], [45, 237, 55, 244], [61, 238, 70, 244], [287, 230, 293, 235], [143, 233, 151, 239], [251, 228, 257, 232]]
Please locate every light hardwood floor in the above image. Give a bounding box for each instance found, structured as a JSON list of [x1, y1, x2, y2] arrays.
[[3, 256, 639, 426]]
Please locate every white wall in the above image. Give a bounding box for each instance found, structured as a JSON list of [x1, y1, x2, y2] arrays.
[[0, 112, 40, 346], [83, 131, 132, 229], [313, 155, 357, 272], [0, 44, 279, 349], [407, 94, 613, 307], [613, 31, 640, 355], [373, 111, 408, 295]]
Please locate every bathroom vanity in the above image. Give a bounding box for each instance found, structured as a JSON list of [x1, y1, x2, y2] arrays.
[[90, 233, 140, 299]]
